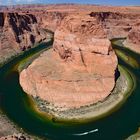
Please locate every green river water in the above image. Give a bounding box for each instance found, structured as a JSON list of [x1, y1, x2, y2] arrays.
[[0, 39, 140, 140]]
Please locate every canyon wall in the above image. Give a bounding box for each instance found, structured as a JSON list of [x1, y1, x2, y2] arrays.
[[89, 12, 140, 39], [123, 26, 140, 53], [0, 12, 54, 65], [0, 8, 140, 66], [36, 11, 67, 32]]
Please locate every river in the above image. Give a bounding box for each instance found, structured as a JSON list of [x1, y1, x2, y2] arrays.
[[0, 39, 140, 140]]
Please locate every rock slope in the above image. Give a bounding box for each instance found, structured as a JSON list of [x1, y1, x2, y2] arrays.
[[20, 14, 118, 109], [89, 12, 140, 39], [0, 12, 52, 65], [123, 26, 140, 53]]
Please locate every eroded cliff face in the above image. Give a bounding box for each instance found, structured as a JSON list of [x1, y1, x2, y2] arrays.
[[0, 10, 140, 66], [7, 13, 44, 49], [36, 11, 67, 32], [0, 12, 52, 65], [20, 14, 118, 109], [123, 26, 140, 53], [89, 12, 140, 39]]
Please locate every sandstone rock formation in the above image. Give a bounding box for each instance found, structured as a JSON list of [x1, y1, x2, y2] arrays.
[[20, 14, 118, 109], [0, 12, 52, 65], [123, 26, 140, 53], [89, 12, 140, 39], [36, 11, 67, 32]]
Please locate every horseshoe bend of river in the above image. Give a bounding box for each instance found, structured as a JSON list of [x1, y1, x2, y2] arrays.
[[0, 39, 140, 140]]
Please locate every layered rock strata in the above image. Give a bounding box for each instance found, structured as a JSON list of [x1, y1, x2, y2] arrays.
[[123, 26, 140, 53], [36, 11, 67, 32], [20, 14, 118, 109], [0, 12, 52, 65], [1, 9, 140, 66], [89, 12, 140, 39]]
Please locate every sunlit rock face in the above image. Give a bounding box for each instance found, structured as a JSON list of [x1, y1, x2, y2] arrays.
[[0, 13, 48, 50], [36, 11, 67, 32], [20, 13, 118, 109], [89, 12, 140, 39], [0, 12, 52, 64], [123, 26, 140, 53]]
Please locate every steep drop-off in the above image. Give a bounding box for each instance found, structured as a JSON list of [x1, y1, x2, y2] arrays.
[[89, 12, 140, 39], [0, 12, 53, 65], [123, 26, 140, 53]]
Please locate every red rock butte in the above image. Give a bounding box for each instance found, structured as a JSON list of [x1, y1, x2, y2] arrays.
[[20, 13, 118, 109]]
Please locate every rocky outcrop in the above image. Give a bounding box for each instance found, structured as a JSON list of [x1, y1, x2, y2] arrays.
[[89, 12, 140, 39], [0, 134, 31, 140], [36, 11, 67, 32], [1, 4, 140, 139], [2, 12, 50, 50], [123, 26, 140, 53], [0, 12, 53, 65], [20, 14, 118, 109], [127, 27, 140, 44]]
